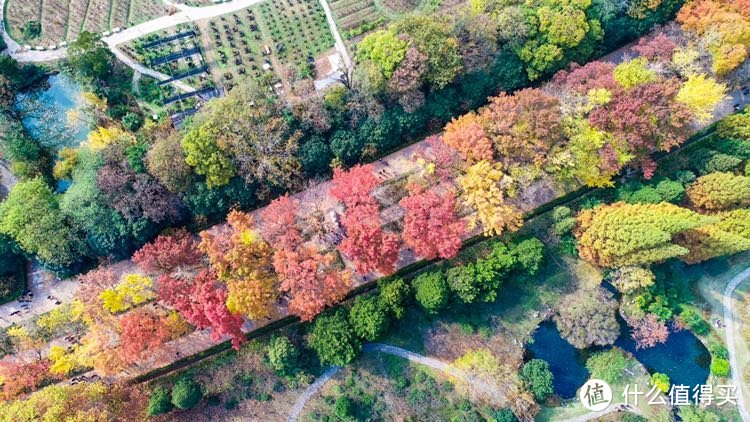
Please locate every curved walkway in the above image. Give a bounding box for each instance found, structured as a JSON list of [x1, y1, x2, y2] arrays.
[[723, 267, 750, 422], [287, 366, 342, 422], [287, 343, 492, 422]]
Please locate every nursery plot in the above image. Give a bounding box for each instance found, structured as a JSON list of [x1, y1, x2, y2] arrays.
[[41, 0, 71, 44], [82, 0, 112, 35], [109, 0, 131, 29], [257, 0, 334, 70], [202, 8, 275, 92]]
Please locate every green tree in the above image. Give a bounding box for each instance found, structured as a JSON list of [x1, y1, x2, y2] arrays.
[[147, 386, 173, 416], [513, 238, 544, 275], [394, 16, 463, 88], [413, 271, 450, 313], [171, 378, 202, 410], [0, 178, 86, 268], [585, 348, 630, 384], [520, 359, 554, 402], [378, 278, 411, 319], [349, 295, 389, 341], [298, 137, 331, 176], [357, 30, 408, 78], [267, 335, 299, 377], [308, 309, 362, 366], [181, 125, 236, 188], [710, 358, 730, 377], [650, 372, 670, 393], [678, 406, 722, 422], [67, 32, 114, 84]]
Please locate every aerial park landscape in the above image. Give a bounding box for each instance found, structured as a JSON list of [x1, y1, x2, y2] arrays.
[[0, 0, 748, 420]]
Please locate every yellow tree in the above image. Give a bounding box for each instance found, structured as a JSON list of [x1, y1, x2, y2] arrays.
[[458, 161, 522, 236], [48, 345, 77, 376], [687, 172, 750, 210], [199, 210, 278, 319], [676, 74, 727, 123], [99, 274, 154, 313], [84, 126, 132, 150]]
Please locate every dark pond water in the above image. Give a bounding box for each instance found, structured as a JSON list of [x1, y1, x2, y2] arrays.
[[525, 320, 591, 399], [615, 326, 711, 389], [15, 74, 90, 150], [526, 318, 710, 399]]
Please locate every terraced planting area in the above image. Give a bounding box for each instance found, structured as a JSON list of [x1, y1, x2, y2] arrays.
[[330, 0, 384, 39], [124, 24, 218, 124], [4, 0, 169, 45]]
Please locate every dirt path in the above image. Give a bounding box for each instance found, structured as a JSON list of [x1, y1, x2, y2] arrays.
[[723, 266, 750, 422]]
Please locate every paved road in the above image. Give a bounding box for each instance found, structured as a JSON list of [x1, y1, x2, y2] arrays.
[[723, 267, 750, 422], [318, 0, 352, 71]]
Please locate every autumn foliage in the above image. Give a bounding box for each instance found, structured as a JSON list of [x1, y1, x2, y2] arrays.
[[199, 211, 278, 320], [330, 165, 401, 275], [261, 195, 351, 321], [399, 185, 465, 260], [133, 228, 202, 274], [157, 269, 246, 349]]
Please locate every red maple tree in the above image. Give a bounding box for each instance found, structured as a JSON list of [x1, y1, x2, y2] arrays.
[[630, 313, 669, 349], [400, 185, 465, 260], [157, 269, 245, 349], [132, 228, 202, 274], [118, 309, 172, 363]]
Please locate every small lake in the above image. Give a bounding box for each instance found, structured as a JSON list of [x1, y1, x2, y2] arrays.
[[616, 326, 711, 389], [15, 74, 90, 150], [525, 320, 591, 399], [526, 318, 710, 399]]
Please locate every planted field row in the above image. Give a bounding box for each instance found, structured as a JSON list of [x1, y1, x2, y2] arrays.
[[338, 5, 380, 30], [4, 0, 168, 44]]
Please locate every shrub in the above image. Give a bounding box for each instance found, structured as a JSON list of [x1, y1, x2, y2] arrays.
[[710, 358, 730, 377], [413, 271, 450, 313], [679, 308, 710, 336], [122, 112, 144, 132], [650, 372, 670, 393], [489, 408, 518, 422], [171, 378, 202, 410], [349, 295, 389, 341], [147, 386, 173, 416], [267, 335, 299, 376], [308, 308, 362, 366], [654, 180, 685, 203], [627, 186, 663, 204], [585, 348, 630, 384], [520, 359, 554, 402], [378, 278, 411, 319], [513, 238, 544, 275], [21, 21, 41, 40]]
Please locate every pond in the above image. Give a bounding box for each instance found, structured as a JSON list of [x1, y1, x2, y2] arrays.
[[526, 318, 710, 399], [615, 326, 711, 389], [15, 73, 90, 150], [525, 320, 591, 399]]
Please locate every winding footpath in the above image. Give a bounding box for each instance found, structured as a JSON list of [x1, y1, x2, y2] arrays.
[[287, 343, 494, 422], [723, 266, 750, 422]]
